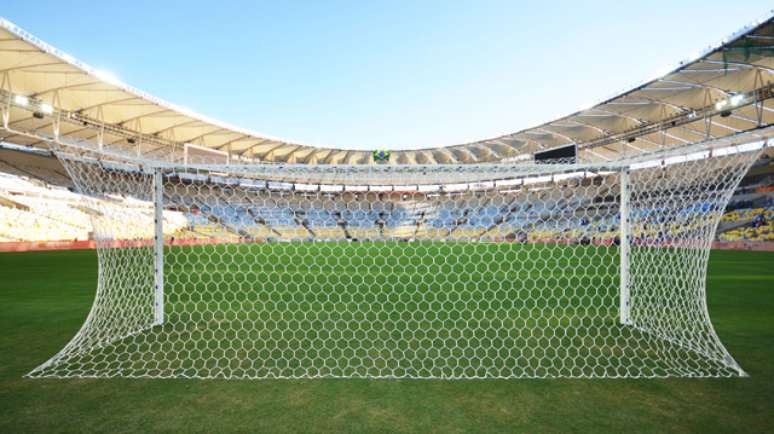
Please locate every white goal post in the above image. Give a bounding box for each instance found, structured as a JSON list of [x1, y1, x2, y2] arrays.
[[619, 169, 631, 326], [153, 168, 165, 326], [27, 131, 770, 379]]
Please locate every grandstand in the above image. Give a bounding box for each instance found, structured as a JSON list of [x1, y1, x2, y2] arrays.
[[0, 145, 190, 245], [0, 12, 772, 250], [719, 206, 774, 242], [0, 10, 773, 245], [1, 140, 770, 248]]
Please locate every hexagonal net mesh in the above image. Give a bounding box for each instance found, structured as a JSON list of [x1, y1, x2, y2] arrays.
[[27, 138, 765, 379]]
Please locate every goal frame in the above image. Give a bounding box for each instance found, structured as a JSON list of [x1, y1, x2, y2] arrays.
[[147, 165, 637, 330], [24, 128, 772, 380]]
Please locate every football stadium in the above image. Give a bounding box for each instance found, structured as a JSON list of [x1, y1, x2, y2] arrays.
[[1, 5, 774, 433]]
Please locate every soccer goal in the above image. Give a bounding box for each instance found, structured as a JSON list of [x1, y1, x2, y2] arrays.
[[28, 132, 768, 379]]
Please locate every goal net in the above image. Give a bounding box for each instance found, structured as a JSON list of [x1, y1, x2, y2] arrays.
[[28, 133, 767, 379]]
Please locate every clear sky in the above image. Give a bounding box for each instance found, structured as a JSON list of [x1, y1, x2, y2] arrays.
[[3, 1, 772, 150]]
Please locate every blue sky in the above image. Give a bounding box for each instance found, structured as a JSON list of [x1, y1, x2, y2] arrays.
[[3, 1, 772, 150]]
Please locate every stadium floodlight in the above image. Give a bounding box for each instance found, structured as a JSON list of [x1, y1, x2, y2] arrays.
[[26, 133, 767, 380], [39, 103, 54, 114], [714, 94, 744, 112], [13, 94, 28, 106]]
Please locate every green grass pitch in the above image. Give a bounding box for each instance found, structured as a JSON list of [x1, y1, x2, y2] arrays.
[[25, 242, 741, 379], [0, 247, 773, 432]]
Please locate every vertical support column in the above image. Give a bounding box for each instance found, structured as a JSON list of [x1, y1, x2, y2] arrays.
[[153, 168, 165, 326], [619, 169, 631, 325]]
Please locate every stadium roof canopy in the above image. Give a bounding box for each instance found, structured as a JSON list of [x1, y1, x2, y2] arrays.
[[1, 13, 774, 164]]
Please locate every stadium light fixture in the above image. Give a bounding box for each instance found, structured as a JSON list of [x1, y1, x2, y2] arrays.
[[714, 94, 745, 113], [40, 103, 54, 114], [13, 95, 29, 106]]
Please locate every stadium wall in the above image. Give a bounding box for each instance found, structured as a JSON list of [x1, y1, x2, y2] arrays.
[[0, 240, 95, 252], [0, 237, 261, 252], [712, 240, 774, 251]]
